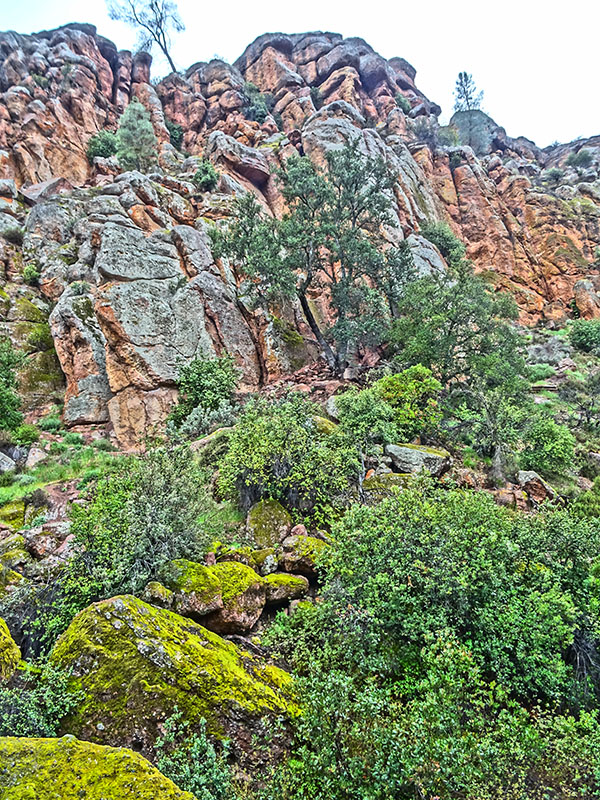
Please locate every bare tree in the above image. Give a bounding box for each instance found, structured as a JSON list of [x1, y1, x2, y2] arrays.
[[453, 72, 483, 113], [108, 0, 184, 74]]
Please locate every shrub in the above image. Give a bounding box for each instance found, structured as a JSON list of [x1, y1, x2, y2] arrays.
[[394, 93, 411, 114], [178, 401, 237, 440], [86, 129, 117, 163], [39, 416, 61, 433], [22, 264, 40, 286], [569, 318, 600, 354], [26, 324, 53, 353], [243, 82, 275, 123], [63, 431, 84, 447], [171, 355, 239, 428], [0, 660, 81, 737], [571, 477, 600, 519], [420, 221, 466, 266], [521, 417, 575, 476], [527, 363, 556, 382], [218, 393, 359, 519], [566, 149, 593, 169], [0, 339, 23, 432], [438, 126, 460, 147], [156, 708, 233, 799], [48, 441, 68, 455], [165, 118, 183, 150], [544, 167, 564, 186], [116, 99, 158, 172], [14, 424, 39, 445], [192, 161, 219, 192], [372, 365, 442, 441], [310, 86, 323, 110], [91, 438, 115, 451], [2, 227, 24, 246]]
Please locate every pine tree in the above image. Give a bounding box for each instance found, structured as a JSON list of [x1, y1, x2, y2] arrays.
[[116, 99, 158, 173], [107, 0, 184, 74], [453, 72, 483, 112]]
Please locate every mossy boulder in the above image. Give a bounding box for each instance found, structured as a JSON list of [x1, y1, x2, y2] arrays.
[[51, 595, 295, 759], [163, 559, 223, 619], [0, 735, 195, 799], [190, 426, 233, 466], [264, 573, 309, 605], [204, 561, 266, 634], [313, 415, 338, 435], [362, 472, 411, 501], [384, 443, 452, 477], [0, 500, 25, 530], [280, 535, 329, 576], [247, 499, 291, 548], [141, 580, 175, 609], [0, 616, 20, 680]]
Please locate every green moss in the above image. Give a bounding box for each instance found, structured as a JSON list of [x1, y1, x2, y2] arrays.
[[0, 735, 196, 799], [0, 532, 25, 555], [142, 581, 174, 607], [0, 500, 25, 530], [211, 561, 264, 603], [50, 595, 296, 747], [362, 473, 411, 501], [293, 536, 328, 562], [264, 572, 309, 603], [0, 547, 30, 569], [313, 416, 338, 435], [395, 442, 451, 457], [165, 559, 222, 604], [265, 573, 307, 589], [15, 298, 48, 324], [192, 427, 233, 467], [247, 499, 291, 548], [0, 616, 20, 680]]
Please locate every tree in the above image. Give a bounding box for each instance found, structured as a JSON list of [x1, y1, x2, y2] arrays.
[[214, 140, 413, 374], [453, 71, 483, 112], [116, 98, 158, 172], [107, 0, 184, 74], [0, 339, 23, 432]]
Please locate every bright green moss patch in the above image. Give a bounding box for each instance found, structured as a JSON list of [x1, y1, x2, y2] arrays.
[[313, 415, 338, 435], [0, 735, 195, 799], [264, 572, 309, 603], [211, 561, 264, 603], [166, 559, 222, 603], [0, 500, 25, 530], [50, 595, 296, 749], [247, 498, 291, 547], [0, 616, 20, 680]]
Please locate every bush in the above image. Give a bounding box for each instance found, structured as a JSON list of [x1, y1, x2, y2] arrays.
[[372, 365, 442, 441], [2, 227, 24, 246], [156, 708, 233, 799], [527, 363, 556, 382], [521, 417, 575, 477], [178, 400, 237, 440], [243, 82, 275, 123], [86, 130, 117, 163], [165, 118, 183, 150], [566, 149, 593, 169], [48, 441, 68, 455], [0, 339, 23, 432], [39, 416, 61, 433], [218, 393, 359, 519], [420, 221, 466, 266], [394, 93, 411, 114], [569, 318, 600, 354], [0, 660, 81, 737], [192, 161, 219, 192], [14, 424, 39, 445], [91, 437, 115, 451], [63, 432, 84, 447], [544, 167, 564, 186], [116, 99, 158, 173], [571, 477, 600, 518], [171, 355, 239, 428], [22, 263, 41, 286], [310, 86, 322, 110]]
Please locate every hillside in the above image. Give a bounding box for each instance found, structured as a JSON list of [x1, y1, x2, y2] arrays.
[[1, 21, 600, 800]]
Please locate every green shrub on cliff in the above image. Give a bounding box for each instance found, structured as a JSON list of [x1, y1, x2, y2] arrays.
[[171, 355, 240, 435], [0, 339, 23, 433], [192, 161, 219, 192], [86, 129, 117, 163], [116, 99, 158, 172]]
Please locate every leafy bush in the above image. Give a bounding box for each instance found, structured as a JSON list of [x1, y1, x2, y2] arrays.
[[156, 708, 233, 799], [521, 417, 575, 476], [116, 99, 158, 172], [171, 355, 239, 429], [26, 324, 53, 353], [39, 416, 61, 433], [372, 365, 442, 440], [178, 400, 237, 440], [0, 339, 23, 432], [527, 363, 556, 382], [243, 82, 275, 123], [86, 129, 117, 163], [569, 318, 600, 354], [571, 477, 600, 518], [218, 393, 359, 519], [63, 432, 84, 447], [420, 221, 466, 266], [22, 263, 41, 286], [192, 161, 219, 192], [48, 441, 67, 455], [91, 437, 116, 451], [394, 93, 411, 114], [0, 660, 81, 737], [14, 424, 39, 445], [165, 118, 183, 150], [310, 86, 322, 110], [2, 227, 24, 246], [566, 149, 593, 169], [544, 167, 564, 186]]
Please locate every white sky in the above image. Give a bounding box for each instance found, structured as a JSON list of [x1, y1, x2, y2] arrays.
[[2, 0, 598, 147]]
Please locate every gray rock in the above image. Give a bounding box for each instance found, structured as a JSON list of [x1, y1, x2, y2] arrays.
[[0, 451, 16, 474], [385, 443, 452, 476]]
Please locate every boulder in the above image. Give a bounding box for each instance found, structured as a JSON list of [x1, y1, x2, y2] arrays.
[[0, 616, 20, 680], [247, 499, 292, 547], [162, 558, 223, 619], [0, 736, 195, 799], [264, 573, 309, 604], [0, 451, 15, 474], [50, 595, 296, 760], [384, 443, 452, 477], [517, 470, 556, 504], [280, 534, 329, 576], [203, 561, 266, 634], [362, 472, 411, 501]]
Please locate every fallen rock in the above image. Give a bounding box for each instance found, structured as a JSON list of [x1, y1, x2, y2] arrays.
[[50, 595, 296, 760], [517, 470, 556, 504], [264, 572, 309, 604], [247, 499, 292, 547], [203, 561, 266, 634], [163, 558, 223, 619], [280, 534, 329, 576], [0, 452, 15, 474], [0, 735, 195, 799], [384, 443, 452, 477], [0, 616, 20, 680], [362, 472, 411, 501]]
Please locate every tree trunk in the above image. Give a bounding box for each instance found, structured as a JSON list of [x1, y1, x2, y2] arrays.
[[298, 292, 339, 374]]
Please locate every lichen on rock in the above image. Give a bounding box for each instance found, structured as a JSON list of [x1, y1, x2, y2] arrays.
[[246, 498, 292, 547], [0, 616, 20, 680]]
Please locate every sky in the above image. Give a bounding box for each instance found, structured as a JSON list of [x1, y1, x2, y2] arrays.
[[2, 0, 598, 147]]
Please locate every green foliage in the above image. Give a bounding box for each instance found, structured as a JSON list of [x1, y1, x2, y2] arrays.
[[243, 82, 275, 123], [22, 263, 41, 286], [116, 99, 158, 172], [453, 71, 483, 112], [572, 476, 600, 519], [0, 339, 23, 432], [570, 318, 600, 354], [38, 415, 61, 433], [62, 431, 84, 447], [372, 365, 442, 440], [567, 149, 593, 169], [521, 417, 576, 476], [171, 355, 239, 430], [1, 226, 24, 246], [0, 659, 82, 736], [156, 708, 233, 799], [394, 93, 411, 114], [165, 118, 184, 149], [86, 129, 118, 163], [527, 362, 556, 382], [192, 160, 219, 192], [420, 221, 466, 266], [310, 85, 322, 110], [14, 423, 39, 445], [544, 167, 564, 186], [218, 393, 359, 520]]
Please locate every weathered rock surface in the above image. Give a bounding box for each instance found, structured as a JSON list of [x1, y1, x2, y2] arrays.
[[50, 595, 296, 761], [0, 735, 195, 799], [385, 443, 452, 476]]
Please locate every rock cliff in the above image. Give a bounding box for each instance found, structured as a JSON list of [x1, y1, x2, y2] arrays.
[[0, 23, 598, 445]]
